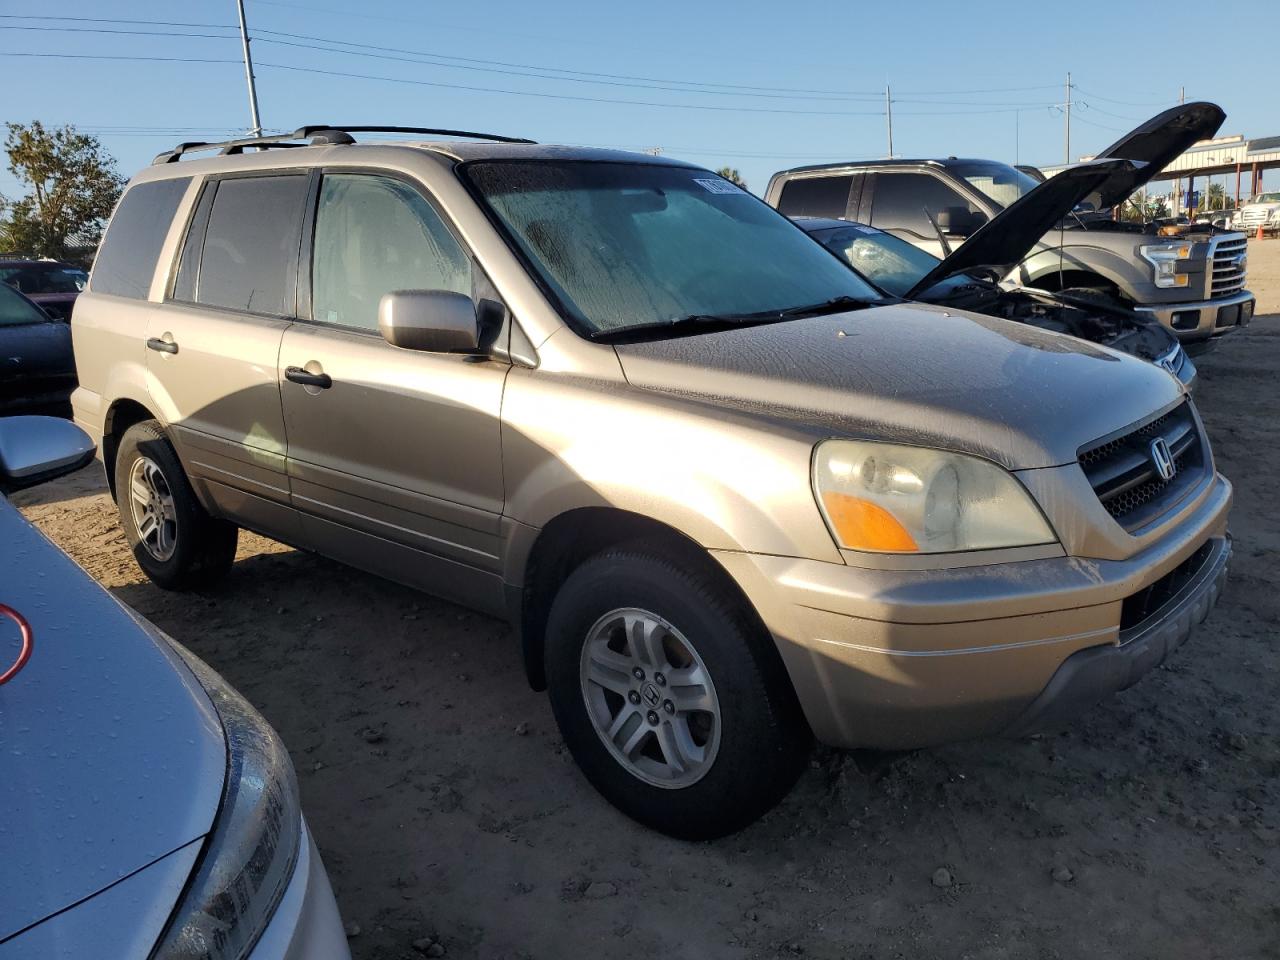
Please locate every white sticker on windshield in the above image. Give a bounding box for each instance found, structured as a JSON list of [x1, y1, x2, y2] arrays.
[[693, 178, 743, 195]]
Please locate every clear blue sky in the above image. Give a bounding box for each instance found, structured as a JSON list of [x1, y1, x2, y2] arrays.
[[1, 0, 1274, 199]]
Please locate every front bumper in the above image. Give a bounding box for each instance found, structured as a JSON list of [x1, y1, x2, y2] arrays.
[[247, 818, 350, 960], [714, 473, 1231, 751], [1004, 536, 1229, 736], [1135, 289, 1254, 344]]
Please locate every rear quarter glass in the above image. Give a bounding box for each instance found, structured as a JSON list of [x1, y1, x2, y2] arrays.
[[91, 178, 191, 299]]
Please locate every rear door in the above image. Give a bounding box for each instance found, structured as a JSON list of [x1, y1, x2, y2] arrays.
[[278, 171, 509, 613], [148, 171, 309, 538], [773, 173, 860, 220]]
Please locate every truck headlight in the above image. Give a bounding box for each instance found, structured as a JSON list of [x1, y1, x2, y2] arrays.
[[812, 440, 1056, 553], [152, 644, 301, 960], [1140, 242, 1192, 289], [1269, 209, 1280, 223]]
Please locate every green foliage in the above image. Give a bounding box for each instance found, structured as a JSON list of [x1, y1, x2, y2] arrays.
[[715, 166, 748, 190], [0, 122, 124, 261], [1201, 182, 1227, 212]]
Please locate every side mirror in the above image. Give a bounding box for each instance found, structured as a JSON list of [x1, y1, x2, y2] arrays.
[[936, 206, 985, 238], [0, 416, 96, 494], [378, 290, 481, 353]]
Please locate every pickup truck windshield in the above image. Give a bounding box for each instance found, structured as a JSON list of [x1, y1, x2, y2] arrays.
[[465, 161, 880, 337], [948, 161, 1040, 209], [1250, 192, 1280, 204]]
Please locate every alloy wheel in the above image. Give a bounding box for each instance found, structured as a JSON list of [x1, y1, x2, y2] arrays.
[[128, 456, 178, 562], [579, 607, 721, 789]]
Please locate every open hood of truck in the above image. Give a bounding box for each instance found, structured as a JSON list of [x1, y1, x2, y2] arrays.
[[905, 158, 1140, 299], [1086, 101, 1226, 210]]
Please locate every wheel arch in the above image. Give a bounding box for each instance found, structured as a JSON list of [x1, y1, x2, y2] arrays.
[[513, 507, 773, 693], [102, 398, 161, 499]]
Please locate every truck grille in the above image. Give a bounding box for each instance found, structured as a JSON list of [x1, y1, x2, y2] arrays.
[[1235, 207, 1271, 228], [1208, 234, 1247, 297], [1078, 402, 1207, 532]]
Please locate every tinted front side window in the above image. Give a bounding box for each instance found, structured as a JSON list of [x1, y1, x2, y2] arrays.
[[311, 174, 471, 331], [775, 175, 854, 219], [91, 177, 190, 299], [466, 162, 879, 337], [869, 173, 980, 239], [197, 175, 308, 316]]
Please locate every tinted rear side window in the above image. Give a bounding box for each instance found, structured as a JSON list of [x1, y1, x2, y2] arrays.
[[775, 175, 853, 219], [91, 177, 191, 299], [197, 175, 308, 316]]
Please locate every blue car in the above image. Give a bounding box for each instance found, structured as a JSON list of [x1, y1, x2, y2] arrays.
[[0, 416, 349, 959]]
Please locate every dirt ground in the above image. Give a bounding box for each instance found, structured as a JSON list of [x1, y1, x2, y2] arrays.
[[15, 240, 1280, 960]]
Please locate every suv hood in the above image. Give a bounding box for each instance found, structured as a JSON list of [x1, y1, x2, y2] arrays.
[[1086, 101, 1226, 210], [905, 158, 1142, 298], [0, 499, 225, 941], [614, 303, 1183, 471]]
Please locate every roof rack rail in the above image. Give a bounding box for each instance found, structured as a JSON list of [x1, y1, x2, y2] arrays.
[[152, 124, 536, 164], [293, 125, 536, 144], [152, 135, 309, 165]]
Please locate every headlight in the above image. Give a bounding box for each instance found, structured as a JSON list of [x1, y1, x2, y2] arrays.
[[1140, 242, 1192, 289], [1269, 209, 1280, 223], [152, 643, 301, 960], [812, 440, 1056, 553]]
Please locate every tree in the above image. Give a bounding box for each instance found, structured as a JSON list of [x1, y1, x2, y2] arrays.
[[1203, 182, 1226, 212], [0, 122, 124, 261], [715, 166, 748, 190]]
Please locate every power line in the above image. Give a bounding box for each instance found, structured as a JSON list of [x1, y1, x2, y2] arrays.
[[0, 16, 1091, 104]]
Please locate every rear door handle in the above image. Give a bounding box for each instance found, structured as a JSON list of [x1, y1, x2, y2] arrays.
[[146, 337, 178, 355], [285, 366, 332, 389]]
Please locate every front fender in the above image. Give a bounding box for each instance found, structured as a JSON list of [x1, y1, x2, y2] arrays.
[[1018, 243, 1144, 296], [499, 367, 842, 567]]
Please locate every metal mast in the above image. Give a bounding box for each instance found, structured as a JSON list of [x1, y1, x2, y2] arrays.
[[236, 0, 263, 138]]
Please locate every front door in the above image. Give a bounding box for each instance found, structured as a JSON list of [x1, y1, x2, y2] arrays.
[[146, 172, 310, 540], [279, 172, 509, 612]]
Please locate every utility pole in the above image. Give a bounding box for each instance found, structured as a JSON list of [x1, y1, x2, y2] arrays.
[[1179, 85, 1185, 104], [1063, 72, 1072, 164], [885, 85, 894, 159], [236, 0, 263, 137]]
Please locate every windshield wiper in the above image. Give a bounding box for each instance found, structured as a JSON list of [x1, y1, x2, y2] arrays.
[[589, 311, 789, 343], [589, 296, 875, 343], [776, 295, 875, 318]]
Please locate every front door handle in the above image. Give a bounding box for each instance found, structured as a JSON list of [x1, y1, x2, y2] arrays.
[[146, 337, 178, 355], [285, 366, 333, 389]]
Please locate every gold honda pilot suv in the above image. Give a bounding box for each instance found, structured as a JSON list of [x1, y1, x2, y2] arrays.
[[72, 126, 1232, 839]]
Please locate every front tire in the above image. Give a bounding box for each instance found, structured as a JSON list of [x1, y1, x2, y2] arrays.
[[545, 546, 810, 839], [114, 420, 238, 590]]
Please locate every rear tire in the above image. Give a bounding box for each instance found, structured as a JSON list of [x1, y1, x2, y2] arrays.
[[114, 420, 238, 590], [545, 546, 810, 839]]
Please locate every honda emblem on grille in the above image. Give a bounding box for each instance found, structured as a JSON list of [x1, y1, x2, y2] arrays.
[[1149, 437, 1176, 482]]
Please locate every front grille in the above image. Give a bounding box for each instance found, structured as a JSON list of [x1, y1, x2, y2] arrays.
[[1119, 540, 1214, 634], [1209, 235, 1247, 298], [1235, 207, 1270, 227], [1078, 402, 1207, 532]]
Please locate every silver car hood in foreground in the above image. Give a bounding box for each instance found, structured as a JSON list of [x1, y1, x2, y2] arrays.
[[614, 303, 1184, 470], [0, 498, 226, 941]]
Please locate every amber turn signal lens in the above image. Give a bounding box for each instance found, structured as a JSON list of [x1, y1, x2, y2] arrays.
[[820, 492, 919, 552]]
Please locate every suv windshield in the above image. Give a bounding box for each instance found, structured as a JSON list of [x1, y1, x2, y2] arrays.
[[948, 161, 1040, 209], [1250, 192, 1280, 204], [0, 284, 49, 326], [0, 262, 89, 295], [464, 161, 880, 337]]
